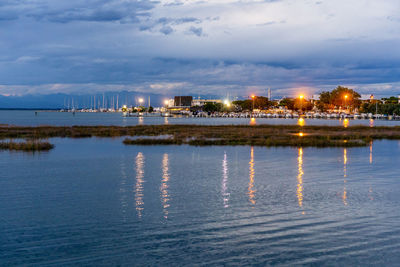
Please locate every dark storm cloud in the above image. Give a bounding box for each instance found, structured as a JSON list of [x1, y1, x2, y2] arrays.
[[0, 0, 157, 24], [1, 0, 400, 96], [139, 16, 202, 33], [159, 25, 174, 35], [187, 26, 203, 36], [158, 17, 201, 25]]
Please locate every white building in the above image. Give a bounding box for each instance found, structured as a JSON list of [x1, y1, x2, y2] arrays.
[[191, 98, 222, 106], [360, 94, 374, 101], [165, 99, 175, 108], [311, 94, 320, 101]]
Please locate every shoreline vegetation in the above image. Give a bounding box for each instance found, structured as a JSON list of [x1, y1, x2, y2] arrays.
[[2, 125, 400, 148], [0, 140, 54, 151]]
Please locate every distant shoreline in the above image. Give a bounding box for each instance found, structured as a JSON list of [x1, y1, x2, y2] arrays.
[[0, 108, 61, 111]]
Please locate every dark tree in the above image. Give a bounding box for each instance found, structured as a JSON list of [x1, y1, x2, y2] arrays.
[[330, 86, 361, 108], [294, 98, 313, 111], [202, 102, 223, 113], [279, 98, 295, 110]]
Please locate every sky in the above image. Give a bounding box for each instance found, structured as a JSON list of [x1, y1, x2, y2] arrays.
[[1, 0, 400, 98]]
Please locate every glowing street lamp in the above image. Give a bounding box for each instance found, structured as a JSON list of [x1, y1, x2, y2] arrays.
[[138, 98, 144, 105], [299, 94, 305, 113], [251, 95, 255, 112], [164, 100, 169, 106], [344, 95, 348, 111]]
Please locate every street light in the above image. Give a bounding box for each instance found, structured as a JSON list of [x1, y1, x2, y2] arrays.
[[251, 95, 255, 113], [164, 100, 169, 106], [299, 94, 304, 114], [344, 95, 348, 111], [139, 98, 144, 104]]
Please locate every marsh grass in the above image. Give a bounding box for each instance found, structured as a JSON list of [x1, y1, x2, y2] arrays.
[[1, 124, 400, 147], [0, 140, 54, 151], [123, 138, 182, 145]]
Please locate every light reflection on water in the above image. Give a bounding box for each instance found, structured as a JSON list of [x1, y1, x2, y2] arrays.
[[298, 117, 305, 127], [370, 119, 374, 127], [297, 148, 304, 210], [120, 159, 128, 221], [4, 110, 400, 127], [248, 146, 256, 205], [343, 118, 349, 128], [343, 148, 348, 206], [161, 153, 170, 219], [127, 144, 377, 215], [370, 141, 373, 164], [138, 116, 144, 125], [135, 152, 145, 218], [5, 138, 400, 265], [222, 152, 230, 208]]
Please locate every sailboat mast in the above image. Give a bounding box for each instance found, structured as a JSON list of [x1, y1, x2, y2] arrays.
[[117, 94, 119, 111]]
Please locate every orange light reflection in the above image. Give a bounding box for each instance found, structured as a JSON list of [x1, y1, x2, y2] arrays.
[[369, 141, 373, 164], [297, 148, 304, 209], [369, 119, 374, 128], [343, 149, 348, 206], [343, 118, 349, 128], [298, 118, 305, 127], [248, 147, 256, 205]]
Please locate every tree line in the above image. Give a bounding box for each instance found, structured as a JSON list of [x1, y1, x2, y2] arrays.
[[192, 86, 400, 115]]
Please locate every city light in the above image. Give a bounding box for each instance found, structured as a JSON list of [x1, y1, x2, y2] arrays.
[[344, 95, 348, 99], [138, 98, 144, 104], [251, 95, 255, 111], [164, 100, 169, 105], [343, 118, 349, 128], [298, 118, 305, 127], [299, 94, 304, 99], [299, 132, 304, 137], [224, 99, 230, 107]]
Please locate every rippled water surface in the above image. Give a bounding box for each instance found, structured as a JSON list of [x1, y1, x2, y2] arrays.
[[2, 138, 400, 265], [1, 110, 400, 127]]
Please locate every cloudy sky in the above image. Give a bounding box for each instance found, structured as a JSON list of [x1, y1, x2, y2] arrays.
[[1, 0, 400, 98]]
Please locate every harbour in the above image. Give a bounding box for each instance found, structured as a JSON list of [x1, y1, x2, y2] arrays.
[[2, 0, 400, 264]]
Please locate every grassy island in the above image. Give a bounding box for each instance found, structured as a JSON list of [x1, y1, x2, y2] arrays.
[[1, 124, 400, 147], [0, 140, 54, 151]]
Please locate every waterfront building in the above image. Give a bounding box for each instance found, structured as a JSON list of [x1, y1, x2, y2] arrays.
[[174, 96, 193, 107], [191, 98, 222, 106]]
